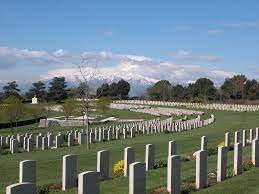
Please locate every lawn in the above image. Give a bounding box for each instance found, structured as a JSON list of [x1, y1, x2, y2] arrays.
[[0, 108, 259, 193]]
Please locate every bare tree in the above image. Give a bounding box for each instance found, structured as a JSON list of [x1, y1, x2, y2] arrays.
[[75, 58, 100, 150]]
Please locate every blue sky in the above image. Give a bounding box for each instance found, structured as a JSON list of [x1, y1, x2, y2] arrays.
[[0, 0, 258, 87]]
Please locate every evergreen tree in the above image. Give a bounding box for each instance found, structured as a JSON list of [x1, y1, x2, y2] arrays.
[[3, 81, 20, 99], [47, 77, 68, 102]]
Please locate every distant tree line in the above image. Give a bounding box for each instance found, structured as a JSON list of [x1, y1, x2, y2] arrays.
[[96, 79, 130, 99], [146, 75, 259, 103], [0, 77, 131, 102]]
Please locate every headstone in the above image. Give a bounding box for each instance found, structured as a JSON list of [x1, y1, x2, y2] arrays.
[[201, 136, 208, 151], [123, 128, 127, 139], [47, 134, 53, 147], [255, 128, 259, 140], [98, 130, 102, 142], [42, 137, 48, 150], [242, 130, 247, 147], [145, 144, 155, 171], [36, 135, 42, 148], [97, 150, 109, 180], [168, 140, 177, 157], [62, 154, 77, 190], [129, 162, 146, 194], [167, 155, 181, 194], [234, 131, 240, 144], [252, 139, 259, 167], [11, 139, 18, 154], [19, 160, 36, 183], [124, 147, 135, 177], [27, 138, 33, 152], [23, 137, 28, 150], [78, 171, 100, 194], [249, 129, 254, 143], [107, 130, 112, 141], [225, 132, 230, 150], [130, 128, 135, 138], [6, 183, 35, 194], [1, 136, 6, 147], [217, 146, 227, 182], [233, 143, 242, 176], [90, 132, 94, 144], [67, 133, 73, 147], [55, 135, 62, 148], [196, 150, 207, 189], [115, 129, 120, 140]]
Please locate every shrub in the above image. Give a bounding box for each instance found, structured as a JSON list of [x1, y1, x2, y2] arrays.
[[37, 185, 50, 194], [149, 186, 168, 194], [208, 147, 217, 156], [181, 182, 196, 194], [154, 160, 167, 169], [226, 167, 234, 178], [208, 171, 217, 186], [181, 155, 191, 162], [113, 160, 124, 177], [0, 149, 11, 155], [243, 160, 254, 171], [217, 141, 225, 147]]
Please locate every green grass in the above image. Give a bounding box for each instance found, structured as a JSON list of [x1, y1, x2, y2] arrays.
[[0, 108, 156, 136], [0, 109, 259, 193]]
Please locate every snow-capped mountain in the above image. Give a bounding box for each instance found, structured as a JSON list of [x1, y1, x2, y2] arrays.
[[0, 70, 158, 97], [40, 67, 159, 96]]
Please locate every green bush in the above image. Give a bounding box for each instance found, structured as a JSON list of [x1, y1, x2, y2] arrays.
[[154, 160, 167, 169], [181, 182, 196, 194], [208, 147, 217, 156], [243, 160, 254, 171]]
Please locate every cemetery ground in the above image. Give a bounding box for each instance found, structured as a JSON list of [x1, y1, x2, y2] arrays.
[[0, 108, 259, 193]]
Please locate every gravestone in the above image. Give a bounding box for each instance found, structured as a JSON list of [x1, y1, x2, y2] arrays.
[[225, 132, 230, 150], [124, 147, 135, 177], [252, 139, 259, 167], [168, 140, 177, 157], [62, 154, 77, 190], [233, 143, 242, 176], [97, 150, 109, 180], [196, 150, 207, 189], [145, 144, 155, 171], [19, 160, 36, 183], [217, 146, 227, 182], [6, 183, 35, 194], [129, 162, 146, 194], [167, 155, 181, 194], [78, 171, 100, 194]]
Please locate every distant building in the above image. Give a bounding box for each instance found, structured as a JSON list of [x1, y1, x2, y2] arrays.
[[32, 96, 38, 104]]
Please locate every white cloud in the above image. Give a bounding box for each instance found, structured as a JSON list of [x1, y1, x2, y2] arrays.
[[105, 31, 113, 37], [222, 21, 259, 28], [0, 46, 239, 87], [172, 50, 221, 62], [207, 29, 222, 35], [53, 49, 68, 57]]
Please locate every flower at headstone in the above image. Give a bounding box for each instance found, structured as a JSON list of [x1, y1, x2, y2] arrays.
[[113, 160, 124, 177]]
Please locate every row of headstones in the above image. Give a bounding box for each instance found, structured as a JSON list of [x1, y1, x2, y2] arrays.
[[0, 115, 215, 155], [6, 130, 259, 194], [115, 100, 259, 112], [5, 141, 157, 194], [109, 103, 150, 110], [0, 132, 66, 154], [129, 106, 204, 116]]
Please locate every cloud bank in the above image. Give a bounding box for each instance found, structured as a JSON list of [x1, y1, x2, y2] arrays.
[[0, 46, 239, 87]]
